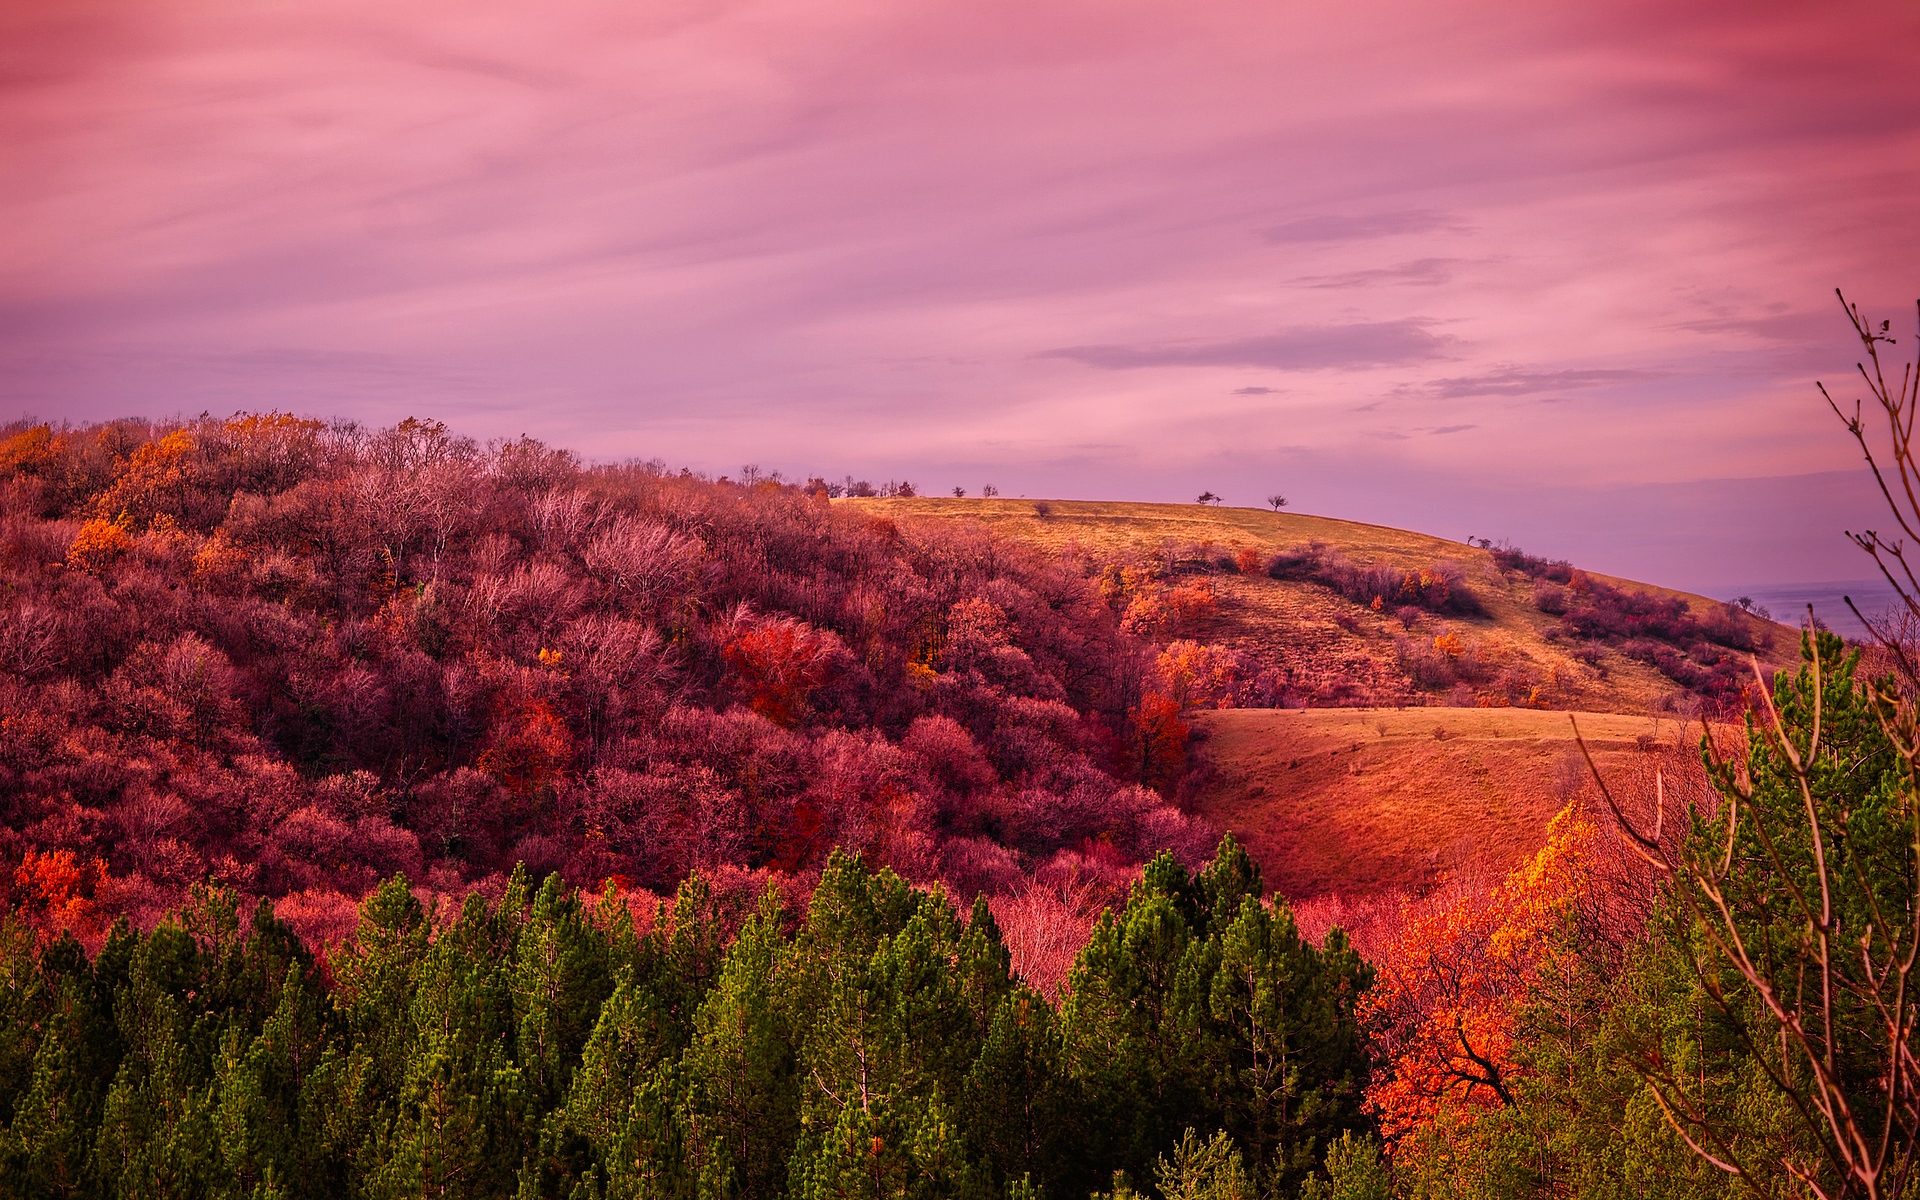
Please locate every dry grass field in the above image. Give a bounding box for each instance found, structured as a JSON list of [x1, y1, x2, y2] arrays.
[[847, 497, 1797, 713], [1187, 706, 1704, 903], [849, 497, 1791, 906]]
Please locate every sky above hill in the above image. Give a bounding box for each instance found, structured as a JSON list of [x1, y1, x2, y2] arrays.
[[4, 0, 1918, 593]]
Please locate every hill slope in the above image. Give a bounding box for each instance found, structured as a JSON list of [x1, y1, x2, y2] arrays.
[[847, 498, 1795, 714], [848, 498, 1789, 903], [1187, 706, 1696, 902], [0, 419, 1216, 942]]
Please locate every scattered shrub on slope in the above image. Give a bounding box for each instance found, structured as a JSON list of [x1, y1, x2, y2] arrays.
[[1496, 546, 1770, 710], [1267, 542, 1483, 618]]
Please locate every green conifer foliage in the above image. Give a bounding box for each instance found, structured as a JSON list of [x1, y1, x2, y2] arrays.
[[0, 845, 1378, 1198], [1062, 845, 1372, 1196], [682, 889, 796, 1198]]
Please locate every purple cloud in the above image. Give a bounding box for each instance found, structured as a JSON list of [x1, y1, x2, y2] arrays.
[[1261, 211, 1469, 244], [1043, 322, 1453, 371], [1295, 258, 1467, 289], [1417, 367, 1659, 400]]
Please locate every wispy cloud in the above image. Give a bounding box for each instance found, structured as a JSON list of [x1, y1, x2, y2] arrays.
[[1295, 257, 1467, 289], [1667, 311, 1824, 343], [1042, 322, 1453, 371], [1231, 385, 1278, 395], [1414, 366, 1658, 401], [1260, 210, 1469, 244]]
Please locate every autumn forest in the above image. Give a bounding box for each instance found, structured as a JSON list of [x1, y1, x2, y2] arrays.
[[5, 3, 1920, 1192], [4, 318, 1920, 1200]]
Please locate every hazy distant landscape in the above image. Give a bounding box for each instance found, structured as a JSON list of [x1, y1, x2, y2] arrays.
[[4, 2, 1919, 1198], [1723, 578, 1904, 640]]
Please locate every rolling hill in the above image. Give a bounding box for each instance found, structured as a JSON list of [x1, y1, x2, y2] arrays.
[[846, 497, 1793, 900], [844, 497, 1795, 714], [1186, 705, 1696, 902]]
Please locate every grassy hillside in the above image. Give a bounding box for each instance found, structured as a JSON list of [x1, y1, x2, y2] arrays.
[[1187, 706, 1699, 902], [846, 497, 1788, 906], [846, 497, 1796, 714]]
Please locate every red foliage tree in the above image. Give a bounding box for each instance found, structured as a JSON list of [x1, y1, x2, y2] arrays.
[[720, 611, 846, 726], [479, 697, 574, 800], [13, 847, 107, 945], [1127, 690, 1190, 791]]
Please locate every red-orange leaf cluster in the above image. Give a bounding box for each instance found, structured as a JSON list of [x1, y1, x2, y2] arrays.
[[13, 847, 107, 944], [1362, 808, 1594, 1160], [1128, 690, 1190, 790], [722, 614, 845, 726], [478, 697, 574, 800]]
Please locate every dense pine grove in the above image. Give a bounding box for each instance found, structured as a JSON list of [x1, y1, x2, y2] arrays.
[[0, 841, 1380, 1199]]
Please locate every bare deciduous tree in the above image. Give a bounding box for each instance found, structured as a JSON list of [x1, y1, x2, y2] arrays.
[[1824, 291, 1920, 688], [1576, 291, 1920, 1200]]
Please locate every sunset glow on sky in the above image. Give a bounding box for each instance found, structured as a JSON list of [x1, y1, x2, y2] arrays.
[[4, 0, 1918, 590]]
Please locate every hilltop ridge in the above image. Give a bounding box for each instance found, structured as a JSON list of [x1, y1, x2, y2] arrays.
[[844, 496, 1796, 716], [847, 496, 1793, 902]]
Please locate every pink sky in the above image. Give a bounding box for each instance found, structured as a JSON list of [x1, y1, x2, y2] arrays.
[[3, 0, 1918, 590]]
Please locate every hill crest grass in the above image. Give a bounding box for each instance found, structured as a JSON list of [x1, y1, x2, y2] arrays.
[[845, 496, 1796, 715]]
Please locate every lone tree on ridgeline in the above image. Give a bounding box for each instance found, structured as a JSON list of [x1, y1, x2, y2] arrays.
[[1197, 491, 1221, 506], [1267, 494, 1288, 511]]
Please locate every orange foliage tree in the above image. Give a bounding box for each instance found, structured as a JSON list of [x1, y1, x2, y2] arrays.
[[1362, 808, 1595, 1163], [1397, 566, 1454, 610], [191, 527, 249, 583], [12, 847, 107, 944], [92, 428, 198, 526], [1155, 639, 1243, 709], [1095, 561, 1157, 610], [1128, 690, 1190, 790], [1164, 578, 1217, 630], [220, 412, 326, 490], [1120, 578, 1218, 638], [0, 424, 58, 476], [65, 514, 134, 573]]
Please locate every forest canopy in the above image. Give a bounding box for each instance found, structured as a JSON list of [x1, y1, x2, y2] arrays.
[[0, 415, 1210, 946]]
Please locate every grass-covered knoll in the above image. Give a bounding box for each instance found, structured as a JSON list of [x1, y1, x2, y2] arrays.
[[846, 498, 1794, 714], [1185, 706, 1704, 910]]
